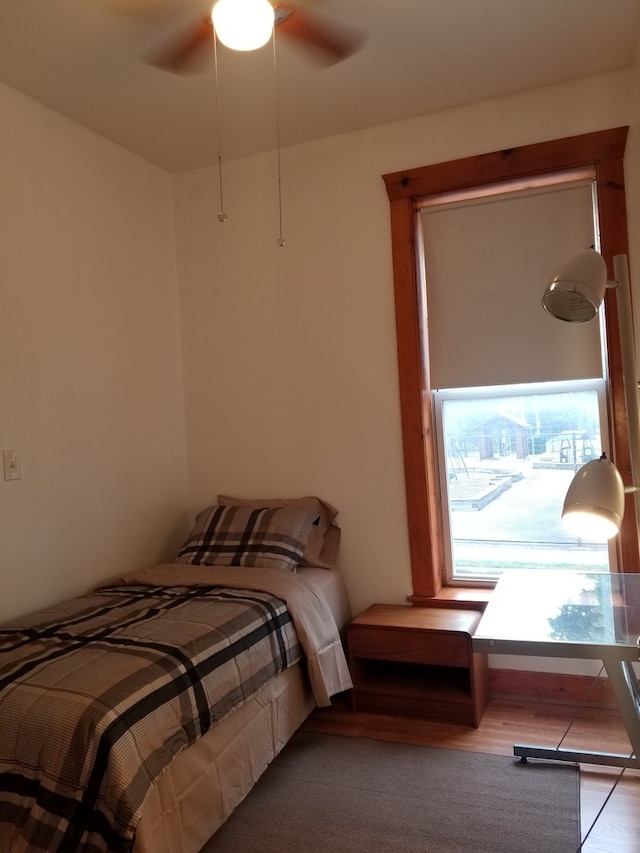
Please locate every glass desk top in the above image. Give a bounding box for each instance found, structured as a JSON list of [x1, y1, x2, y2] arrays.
[[473, 570, 640, 769], [473, 570, 640, 659]]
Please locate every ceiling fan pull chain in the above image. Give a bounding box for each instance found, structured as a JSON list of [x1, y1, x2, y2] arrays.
[[272, 32, 285, 247], [213, 32, 228, 223]]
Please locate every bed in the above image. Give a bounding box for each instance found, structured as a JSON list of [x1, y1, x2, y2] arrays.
[[0, 497, 353, 853]]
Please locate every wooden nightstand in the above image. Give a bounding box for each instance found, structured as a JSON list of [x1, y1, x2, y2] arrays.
[[347, 603, 489, 727]]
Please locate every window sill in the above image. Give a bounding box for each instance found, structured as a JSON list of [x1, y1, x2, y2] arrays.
[[408, 586, 492, 612]]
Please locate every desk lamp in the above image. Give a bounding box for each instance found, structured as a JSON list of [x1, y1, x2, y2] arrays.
[[542, 250, 640, 540]]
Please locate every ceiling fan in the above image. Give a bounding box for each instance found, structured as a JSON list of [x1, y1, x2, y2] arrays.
[[144, 0, 364, 73]]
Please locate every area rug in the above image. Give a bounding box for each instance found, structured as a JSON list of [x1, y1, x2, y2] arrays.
[[202, 731, 581, 853]]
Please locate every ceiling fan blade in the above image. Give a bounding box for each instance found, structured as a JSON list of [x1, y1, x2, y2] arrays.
[[145, 17, 214, 73], [144, 1, 364, 74], [274, 3, 364, 66]]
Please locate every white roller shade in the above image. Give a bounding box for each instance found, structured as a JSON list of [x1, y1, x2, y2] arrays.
[[421, 181, 603, 390]]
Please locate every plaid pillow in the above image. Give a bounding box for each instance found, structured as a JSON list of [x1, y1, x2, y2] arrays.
[[175, 505, 318, 573], [218, 495, 340, 568]]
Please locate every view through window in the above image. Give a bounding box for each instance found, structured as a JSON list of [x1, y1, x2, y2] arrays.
[[435, 380, 613, 581]]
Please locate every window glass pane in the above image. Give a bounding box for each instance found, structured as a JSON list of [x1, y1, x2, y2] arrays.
[[435, 381, 612, 582]]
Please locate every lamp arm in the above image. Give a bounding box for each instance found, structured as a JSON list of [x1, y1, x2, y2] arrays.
[[613, 254, 640, 539]]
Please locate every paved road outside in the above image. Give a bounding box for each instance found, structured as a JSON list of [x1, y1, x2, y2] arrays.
[[449, 461, 610, 574]]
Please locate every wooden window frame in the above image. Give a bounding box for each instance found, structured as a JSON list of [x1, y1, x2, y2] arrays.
[[382, 127, 638, 602]]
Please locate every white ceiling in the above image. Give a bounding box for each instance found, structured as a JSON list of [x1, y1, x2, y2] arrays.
[[1, 0, 639, 173]]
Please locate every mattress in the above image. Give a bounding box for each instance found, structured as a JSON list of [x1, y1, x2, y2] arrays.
[[133, 565, 351, 853], [0, 565, 352, 853]]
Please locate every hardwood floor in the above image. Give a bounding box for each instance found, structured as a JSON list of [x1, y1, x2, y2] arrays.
[[303, 696, 640, 853]]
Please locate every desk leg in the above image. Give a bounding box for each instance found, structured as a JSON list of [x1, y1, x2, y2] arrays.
[[602, 655, 640, 762], [513, 655, 639, 770], [513, 744, 637, 768]]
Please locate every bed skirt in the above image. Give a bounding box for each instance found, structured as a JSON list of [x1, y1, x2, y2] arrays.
[[133, 663, 314, 853]]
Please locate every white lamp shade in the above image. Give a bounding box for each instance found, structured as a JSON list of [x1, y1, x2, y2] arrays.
[[212, 0, 275, 51], [542, 248, 608, 323], [561, 455, 625, 540]]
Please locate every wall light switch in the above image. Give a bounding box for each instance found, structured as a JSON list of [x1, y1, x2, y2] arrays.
[[3, 449, 21, 481]]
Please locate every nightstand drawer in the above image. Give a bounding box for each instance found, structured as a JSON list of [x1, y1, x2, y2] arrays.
[[349, 625, 469, 668], [346, 604, 489, 727]]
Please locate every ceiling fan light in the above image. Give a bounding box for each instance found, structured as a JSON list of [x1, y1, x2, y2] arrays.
[[212, 0, 275, 52]]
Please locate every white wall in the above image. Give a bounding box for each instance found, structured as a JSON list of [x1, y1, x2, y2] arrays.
[[173, 70, 639, 618], [0, 83, 189, 623], [3, 62, 639, 632]]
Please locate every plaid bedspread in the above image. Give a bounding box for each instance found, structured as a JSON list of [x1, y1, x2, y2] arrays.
[[0, 581, 303, 853]]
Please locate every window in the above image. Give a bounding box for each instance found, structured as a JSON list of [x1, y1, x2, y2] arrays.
[[435, 380, 612, 583], [419, 174, 615, 584], [382, 128, 636, 601]]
